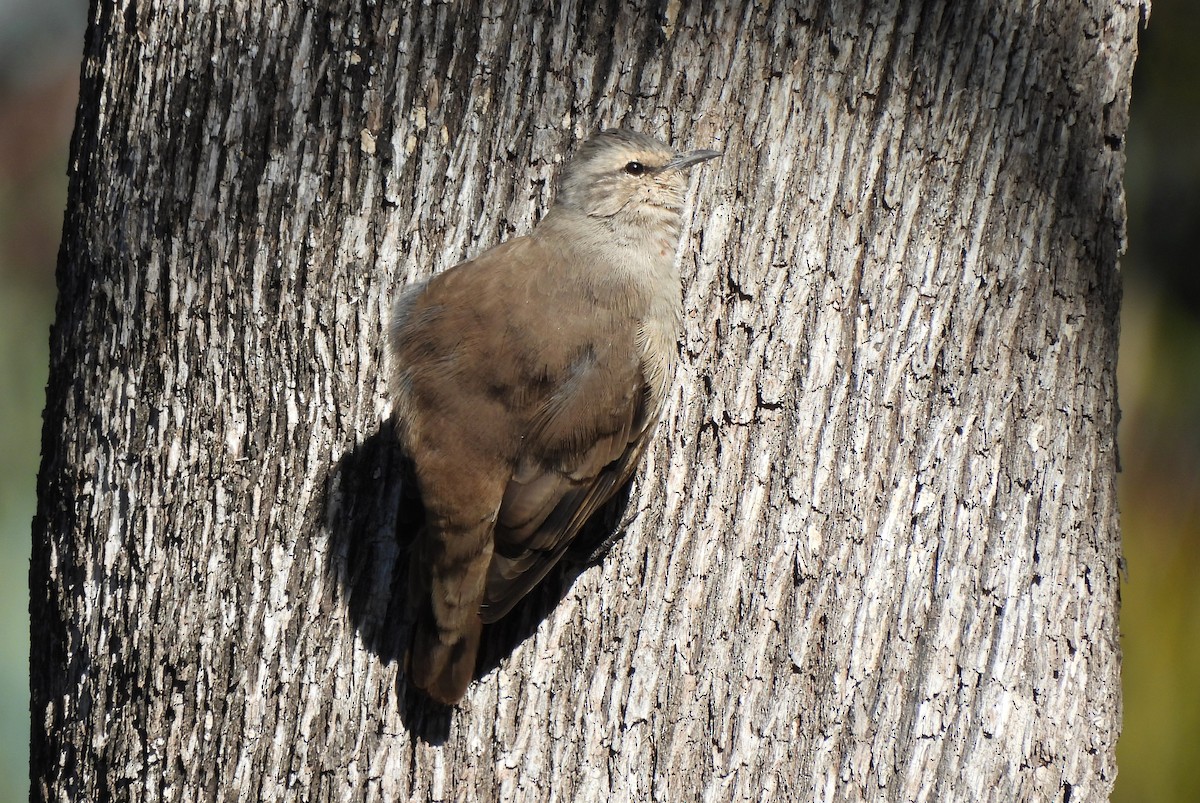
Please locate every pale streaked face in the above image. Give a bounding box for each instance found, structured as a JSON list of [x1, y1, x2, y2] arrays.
[[556, 130, 719, 220]]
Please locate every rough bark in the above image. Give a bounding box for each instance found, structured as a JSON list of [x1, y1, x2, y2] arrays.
[[31, 1, 1140, 801]]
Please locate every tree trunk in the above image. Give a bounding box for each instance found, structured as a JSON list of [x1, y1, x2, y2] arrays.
[[31, 1, 1140, 800]]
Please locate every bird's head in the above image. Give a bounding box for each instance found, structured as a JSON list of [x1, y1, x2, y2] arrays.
[[555, 130, 720, 222]]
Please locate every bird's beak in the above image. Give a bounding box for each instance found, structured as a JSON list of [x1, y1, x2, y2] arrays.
[[666, 149, 722, 172]]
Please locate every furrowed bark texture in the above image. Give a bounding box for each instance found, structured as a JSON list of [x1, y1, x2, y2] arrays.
[[32, 1, 1139, 801]]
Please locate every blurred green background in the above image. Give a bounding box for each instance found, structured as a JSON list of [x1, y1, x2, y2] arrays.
[[0, 2, 1195, 801]]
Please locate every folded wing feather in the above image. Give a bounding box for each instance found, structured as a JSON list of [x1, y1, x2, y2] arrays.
[[481, 372, 655, 623]]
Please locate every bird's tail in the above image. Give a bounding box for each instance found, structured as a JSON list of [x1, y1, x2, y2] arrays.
[[408, 607, 482, 705]]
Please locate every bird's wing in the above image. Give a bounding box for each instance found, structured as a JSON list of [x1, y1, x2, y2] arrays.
[[480, 359, 659, 624], [393, 236, 668, 625]]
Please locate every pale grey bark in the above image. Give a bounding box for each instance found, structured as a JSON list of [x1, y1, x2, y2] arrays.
[[32, 1, 1140, 801]]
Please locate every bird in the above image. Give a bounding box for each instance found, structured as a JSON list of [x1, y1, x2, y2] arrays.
[[389, 129, 719, 704]]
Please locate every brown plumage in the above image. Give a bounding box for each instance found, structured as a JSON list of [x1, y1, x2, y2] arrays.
[[389, 130, 718, 704]]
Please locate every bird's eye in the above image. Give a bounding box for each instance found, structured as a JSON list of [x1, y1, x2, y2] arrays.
[[624, 161, 645, 175]]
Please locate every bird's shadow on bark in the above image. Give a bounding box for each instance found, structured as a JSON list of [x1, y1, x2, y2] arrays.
[[321, 422, 631, 745]]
